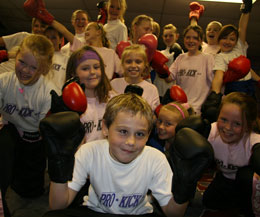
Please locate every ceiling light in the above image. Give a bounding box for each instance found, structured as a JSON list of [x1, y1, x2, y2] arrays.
[[199, 0, 256, 3]]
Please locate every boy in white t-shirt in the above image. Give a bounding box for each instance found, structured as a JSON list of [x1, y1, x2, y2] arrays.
[[39, 92, 213, 217]]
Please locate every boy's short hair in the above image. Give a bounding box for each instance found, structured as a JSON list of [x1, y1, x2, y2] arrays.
[[103, 93, 154, 132], [18, 34, 54, 75], [218, 24, 238, 42]]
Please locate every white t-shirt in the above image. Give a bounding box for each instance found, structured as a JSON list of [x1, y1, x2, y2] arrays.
[[45, 51, 69, 93], [104, 19, 128, 50], [0, 71, 56, 133], [68, 139, 173, 215], [213, 38, 251, 81], [80, 91, 117, 142], [202, 42, 220, 56], [60, 33, 86, 57], [110, 78, 160, 111], [169, 52, 215, 114], [208, 122, 260, 180], [3, 32, 31, 52]]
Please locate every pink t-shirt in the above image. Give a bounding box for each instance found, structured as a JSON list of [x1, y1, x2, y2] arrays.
[[208, 122, 260, 180], [169, 52, 214, 114]]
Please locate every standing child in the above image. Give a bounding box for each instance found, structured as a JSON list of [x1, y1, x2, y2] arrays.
[[65, 45, 117, 143], [111, 44, 160, 111], [164, 25, 214, 114], [154, 24, 183, 99], [40, 93, 213, 217], [104, 0, 128, 50], [202, 92, 260, 215], [0, 34, 55, 216], [60, 9, 89, 57]]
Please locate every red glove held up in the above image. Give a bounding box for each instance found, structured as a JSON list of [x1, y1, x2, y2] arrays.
[[116, 41, 131, 59], [223, 55, 251, 83], [0, 50, 8, 63], [189, 2, 205, 21], [138, 34, 158, 62], [23, 0, 54, 25]]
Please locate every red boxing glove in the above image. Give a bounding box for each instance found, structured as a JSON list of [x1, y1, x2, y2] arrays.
[[151, 50, 170, 78], [23, 0, 54, 25], [223, 55, 251, 83], [170, 85, 188, 103], [62, 82, 87, 113], [97, 1, 108, 25], [0, 50, 8, 63], [138, 34, 158, 62], [116, 41, 131, 59], [189, 2, 205, 21]]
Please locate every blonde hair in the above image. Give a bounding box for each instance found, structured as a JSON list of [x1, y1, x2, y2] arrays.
[[66, 45, 111, 103], [162, 102, 189, 122], [206, 21, 222, 32], [152, 21, 160, 38], [107, 0, 127, 22], [163, 23, 178, 34], [103, 93, 154, 132], [121, 44, 150, 78], [71, 9, 89, 23], [130, 14, 153, 40], [17, 34, 54, 75], [87, 22, 110, 48]]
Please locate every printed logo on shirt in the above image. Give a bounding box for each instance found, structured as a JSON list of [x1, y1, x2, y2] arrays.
[[178, 69, 197, 77], [215, 159, 239, 170], [3, 103, 34, 117], [52, 63, 61, 71], [83, 119, 102, 133], [99, 192, 144, 208]]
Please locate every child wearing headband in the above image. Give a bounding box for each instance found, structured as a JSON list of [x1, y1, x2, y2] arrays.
[[66, 45, 117, 142], [148, 102, 191, 153]]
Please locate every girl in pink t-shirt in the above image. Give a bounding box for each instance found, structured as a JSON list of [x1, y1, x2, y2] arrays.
[[66, 45, 116, 142], [203, 92, 260, 215]]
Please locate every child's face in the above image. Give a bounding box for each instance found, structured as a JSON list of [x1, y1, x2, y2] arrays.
[[103, 111, 150, 164], [15, 47, 42, 85], [206, 23, 221, 46], [134, 20, 153, 42], [108, 0, 121, 20], [45, 30, 62, 51], [184, 29, 202, 53], [217, 103, 244, 144], [72, 12, 89, 34], [123, 52, 145, 81], [76, 58, 101, 91], [85, 24, 100, 43], [32, 19, 46, 35], [163, 29, 178, 47], [219, 31, 237, 53], [156, 107, 180, 140]]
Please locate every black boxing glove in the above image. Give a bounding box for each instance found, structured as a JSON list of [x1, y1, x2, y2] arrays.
[[124, 84, 144, 96], [175, 115, 211, 138], [251, 143, 260, 176], [169, 128, 214, 204], [39, 111, 85, 183], [240, 0, 252, 13], [201, 91, 222, 123]]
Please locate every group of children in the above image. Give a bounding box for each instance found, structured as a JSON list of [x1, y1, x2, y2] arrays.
[[0, 0, 260, 216]]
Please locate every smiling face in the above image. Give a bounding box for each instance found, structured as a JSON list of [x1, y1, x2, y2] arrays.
[[108, 0, 121, 20], [217, 103, 244, 145], [85, 23, 101, 44], [44, 29, 62, 51], [72, 12, 89, 34], [219, 31, 237, 53], [15, 47, 42, 85], [122, 52, 146, 83], [76, 58, 101, 94], [32, 19, 47, 35], [184, 29, 202, 55], [206, 22, 221, 46], [163, 28, 178, 47], [103, 111, 150, 164], [156, 107, 182, 141]]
